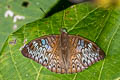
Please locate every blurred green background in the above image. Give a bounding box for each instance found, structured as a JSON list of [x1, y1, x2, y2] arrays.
[[0, 0, 120, 80]]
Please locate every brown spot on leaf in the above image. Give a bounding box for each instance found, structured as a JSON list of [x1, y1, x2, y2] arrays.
[[9, 39, 16, 45]]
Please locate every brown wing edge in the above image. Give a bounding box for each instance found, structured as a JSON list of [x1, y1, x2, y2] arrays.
[[69, 35, 106, 58], [67, 35, 106, 74], [21, 45, 29, 57], [21, 35, 55, 57], [21, 35, 45, 58], [21, 35, 66, 73]]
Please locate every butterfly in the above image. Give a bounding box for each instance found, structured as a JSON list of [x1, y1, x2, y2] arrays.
[[21, 28, 105, 74]]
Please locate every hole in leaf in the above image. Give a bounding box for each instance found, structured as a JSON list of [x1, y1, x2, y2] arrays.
[[22, 1, 29, 7], [7, 5, 11, 8]]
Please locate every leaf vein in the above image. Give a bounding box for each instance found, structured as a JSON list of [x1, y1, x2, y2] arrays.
[[8, 38, 22, 80], [94, 10, 112, 42], [98, 21, 120, 80], [35, 66, 43, 80], [31, 61, 38, 73], [73, 73, 77, 80], [68, 7, 99, 32], [23, 25, 39, 74]]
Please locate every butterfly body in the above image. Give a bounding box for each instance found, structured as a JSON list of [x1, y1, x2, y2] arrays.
[[21, 28, 105, 74]]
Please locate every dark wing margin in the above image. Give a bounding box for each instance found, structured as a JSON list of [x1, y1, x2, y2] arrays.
[[21, 35, 65, 73], [67, 35, 105, 73]]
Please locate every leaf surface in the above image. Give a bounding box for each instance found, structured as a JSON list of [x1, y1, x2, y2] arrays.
[[0, 2, 120, 80], [0, 0, 59, 54]]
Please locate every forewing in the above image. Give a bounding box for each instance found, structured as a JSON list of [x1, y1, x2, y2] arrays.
[[67, 35, 105, 73], [21, 35, 65, 73]]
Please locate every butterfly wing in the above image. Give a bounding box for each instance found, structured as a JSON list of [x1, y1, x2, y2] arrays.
[[67, 35, 105, 73], [21, 35, 65, 73], [21, 34, 105, 74]]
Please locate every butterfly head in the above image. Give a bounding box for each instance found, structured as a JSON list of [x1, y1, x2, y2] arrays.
[[60, 28, 67, 34]]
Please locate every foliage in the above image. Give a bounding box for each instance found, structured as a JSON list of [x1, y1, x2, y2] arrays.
[[0, 0, 59, 54], [0, 0, 120, 80]]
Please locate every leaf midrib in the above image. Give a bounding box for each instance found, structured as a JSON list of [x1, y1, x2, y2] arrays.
[[98, 17, 120, 80]]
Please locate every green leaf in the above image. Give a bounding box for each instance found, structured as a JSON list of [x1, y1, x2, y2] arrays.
[[0, 0, 59, 54], [0, 2, 120, 80]]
